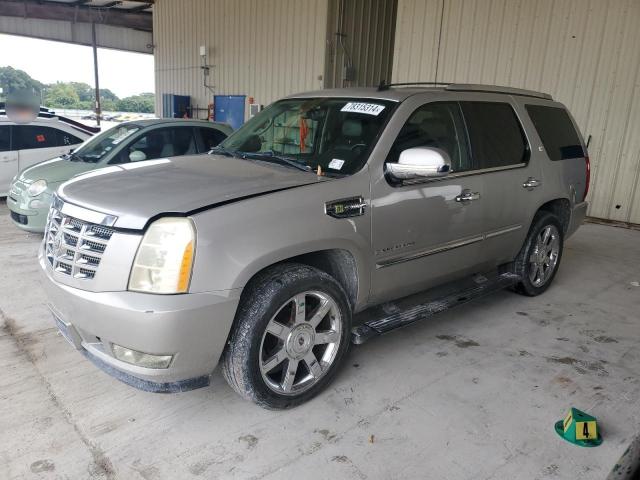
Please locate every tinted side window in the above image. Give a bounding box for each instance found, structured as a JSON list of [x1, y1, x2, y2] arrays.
[[0, 126, 10, 152], [387, 102, 472, 172], [13, 125, 59, 150], [112, 126, 198, 164], [12, 125, 81, 150], [460, 102, 528, 169], [198, 127, 227, 152], [525, 105, 583, 160]]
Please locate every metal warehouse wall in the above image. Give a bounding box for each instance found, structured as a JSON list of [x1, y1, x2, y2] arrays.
[[153, 0, 328, 118], [392, 0, 640, 224], [324, 0, 397, 88]]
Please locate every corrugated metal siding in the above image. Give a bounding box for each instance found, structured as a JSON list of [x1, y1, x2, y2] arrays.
[[392, 0, 640, 224], [0, 16, 152, 53], [324, 0, 397, 88], [153, 0, 328, 119]]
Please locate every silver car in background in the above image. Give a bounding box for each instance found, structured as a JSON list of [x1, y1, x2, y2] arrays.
[[39, 84, 589, 409]]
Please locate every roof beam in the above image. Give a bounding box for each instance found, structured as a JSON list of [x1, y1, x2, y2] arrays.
[[0, 0, 152, 32], [128, 3, 153, 13]]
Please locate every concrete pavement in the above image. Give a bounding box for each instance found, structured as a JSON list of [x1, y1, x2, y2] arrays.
[[1, 199, 639, 479]]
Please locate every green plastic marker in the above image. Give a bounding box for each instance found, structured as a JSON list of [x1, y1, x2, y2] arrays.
[[555, 407, 603, 447]]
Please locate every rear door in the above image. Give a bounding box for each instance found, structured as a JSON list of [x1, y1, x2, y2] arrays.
[[0, 125, 18, 195], [15, 124, 83, 172], [457, 98, 544, 264]]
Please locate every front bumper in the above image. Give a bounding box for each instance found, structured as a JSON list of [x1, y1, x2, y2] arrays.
[[40, 254, 241, 391], [7, 189, 51, 233]]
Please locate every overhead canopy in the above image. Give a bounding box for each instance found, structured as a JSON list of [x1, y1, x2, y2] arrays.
[[0, 0, 153, 53]]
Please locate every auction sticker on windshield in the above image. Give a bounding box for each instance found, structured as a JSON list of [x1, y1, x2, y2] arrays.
[[341, 102, 386, 116], [328, 159, 345, 170]]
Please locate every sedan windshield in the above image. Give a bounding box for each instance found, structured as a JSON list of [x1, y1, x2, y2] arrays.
[[216, 98, 395, 176], [67, 124, 140, 163]]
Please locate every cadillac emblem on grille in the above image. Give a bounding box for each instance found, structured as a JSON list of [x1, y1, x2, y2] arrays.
[[44, 200, 115, 280]]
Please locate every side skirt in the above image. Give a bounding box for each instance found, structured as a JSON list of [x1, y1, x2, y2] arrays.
[[351, 271, 520, 344]]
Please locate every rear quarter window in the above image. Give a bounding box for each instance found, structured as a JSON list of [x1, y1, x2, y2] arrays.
[[460, 102, 528, 169], [525, 105, 583, 160]]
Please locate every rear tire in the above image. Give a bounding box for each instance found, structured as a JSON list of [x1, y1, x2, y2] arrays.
[[511, 212, 564, 296], [222, 263, 352, 409]]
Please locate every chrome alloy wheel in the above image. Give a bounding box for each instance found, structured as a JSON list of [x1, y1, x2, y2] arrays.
[[529, 224, 560, 287], [259, 291, 342, 395]]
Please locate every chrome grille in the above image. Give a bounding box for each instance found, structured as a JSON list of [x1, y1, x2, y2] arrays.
[[44, 204, 114, 280]]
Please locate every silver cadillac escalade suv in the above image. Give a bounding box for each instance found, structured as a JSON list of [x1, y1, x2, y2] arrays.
[[40, 84, 589, 409]]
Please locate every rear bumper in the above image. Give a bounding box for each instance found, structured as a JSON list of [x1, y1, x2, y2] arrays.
[[567, 201, 588, 239], [40, 253, 241, 390]]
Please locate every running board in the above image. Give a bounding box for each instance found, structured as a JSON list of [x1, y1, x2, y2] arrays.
[[351, 272, 520, 345]]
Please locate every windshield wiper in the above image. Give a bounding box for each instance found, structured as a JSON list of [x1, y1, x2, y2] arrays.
[[209, 146, 239, 157], [240, 151, 311, 172], [62, 151, 83, 162]]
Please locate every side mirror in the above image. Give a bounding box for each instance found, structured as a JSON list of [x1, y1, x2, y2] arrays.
[[387, 147, 451, 181], [129, 150, 147, 162]]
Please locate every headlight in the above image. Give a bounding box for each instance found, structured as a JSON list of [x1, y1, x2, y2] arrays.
[[27, 179, 48, 197], [128, 217, 196, 294]]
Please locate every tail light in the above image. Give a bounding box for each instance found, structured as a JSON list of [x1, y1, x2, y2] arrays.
[[583, 155, 590, 201]]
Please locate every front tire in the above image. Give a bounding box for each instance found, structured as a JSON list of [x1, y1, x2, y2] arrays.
[[222, 263, 352, 409], [512, 212, 564, 296]]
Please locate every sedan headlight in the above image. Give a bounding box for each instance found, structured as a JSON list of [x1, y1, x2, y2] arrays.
[[129, 217, 196, 294], [27, 179, 48, 197]]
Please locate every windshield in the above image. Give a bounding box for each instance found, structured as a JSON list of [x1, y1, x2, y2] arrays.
[[67, 124, 140, 163], [217, 97, 395, 176]]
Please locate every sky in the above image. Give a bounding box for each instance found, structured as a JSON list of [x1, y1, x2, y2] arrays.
[[0, 34, 154, 98]]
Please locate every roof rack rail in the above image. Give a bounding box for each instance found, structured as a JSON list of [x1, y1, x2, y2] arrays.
[[445, 84, 553, 100], [0, 104, 101, 134], [377, 81, 451, 91], [57, 115, 101, 135], [376, 81, 553, 100]]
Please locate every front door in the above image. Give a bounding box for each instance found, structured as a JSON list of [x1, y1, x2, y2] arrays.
[[369, 96, 488, 303]]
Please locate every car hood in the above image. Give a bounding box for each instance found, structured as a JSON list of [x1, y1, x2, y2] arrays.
[[19, 156, 98, 184], [58, 154, 326, 230]]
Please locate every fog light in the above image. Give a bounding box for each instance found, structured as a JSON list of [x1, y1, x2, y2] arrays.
[[111, 344, 173, 369]]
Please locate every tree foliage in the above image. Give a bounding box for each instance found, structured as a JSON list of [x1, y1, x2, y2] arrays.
[[116, 93, 154, 113], [44, 82, 80, 108], [0, 66, 154, 113], [0, 66, 44, 98]]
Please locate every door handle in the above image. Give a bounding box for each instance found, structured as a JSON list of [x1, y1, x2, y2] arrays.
[[523, 177, 541, 189], [455, 190, 481, 203]]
